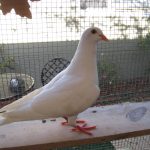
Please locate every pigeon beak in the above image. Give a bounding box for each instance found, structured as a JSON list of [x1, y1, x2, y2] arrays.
[[99, 34, 109, 41]]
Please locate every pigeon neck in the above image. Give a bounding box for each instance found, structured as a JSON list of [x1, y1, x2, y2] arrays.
[[67, 38, 99, 85]]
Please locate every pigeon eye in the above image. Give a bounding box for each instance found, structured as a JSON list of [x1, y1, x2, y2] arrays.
[[91, 29, 97, 34]]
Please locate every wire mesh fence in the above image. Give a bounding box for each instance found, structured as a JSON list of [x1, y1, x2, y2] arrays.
[[0, 0, 150, 149], [112, 135, 150, 150], [0, 0, 150, 104], [0, 0, 150, 105], [54, 135, 150, 150]]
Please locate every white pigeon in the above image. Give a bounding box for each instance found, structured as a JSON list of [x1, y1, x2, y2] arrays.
[[0, 27, 108, 135]]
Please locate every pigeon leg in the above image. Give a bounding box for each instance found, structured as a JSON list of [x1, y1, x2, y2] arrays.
[[62, 116, 85, 125], [61, 116, 69, 125], [62, 116, 96, 135]]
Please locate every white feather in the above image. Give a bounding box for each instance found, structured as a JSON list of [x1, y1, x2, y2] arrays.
[[0, 27, 108, 126]]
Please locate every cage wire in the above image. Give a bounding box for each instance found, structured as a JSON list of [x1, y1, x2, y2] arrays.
[[53, 135, 150, 150], [0, 0, 150, 149]]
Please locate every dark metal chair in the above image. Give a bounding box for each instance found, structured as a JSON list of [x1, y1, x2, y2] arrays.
[[41, 58, 70, 86]]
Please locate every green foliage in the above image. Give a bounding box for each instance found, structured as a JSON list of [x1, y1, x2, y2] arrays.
[[0, 45, 15, 72], [138, 32, 150, 51], [98, 59, 119, 85], [109, 15, 149, 39], [144, 61, 150, 76], [64, 16, 80, 32], [137, 32, 150, 76]]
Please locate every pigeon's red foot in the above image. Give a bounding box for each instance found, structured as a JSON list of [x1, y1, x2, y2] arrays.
[[72, 124, 96, 136], [61, 118, 96, 135]]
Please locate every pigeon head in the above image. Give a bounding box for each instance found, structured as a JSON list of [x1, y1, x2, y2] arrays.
[[82, 27, 108, 42]]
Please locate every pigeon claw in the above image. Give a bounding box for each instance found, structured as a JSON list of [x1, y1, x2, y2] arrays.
[[61, 118, 96, 135], [72, 125, 96, 136]]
